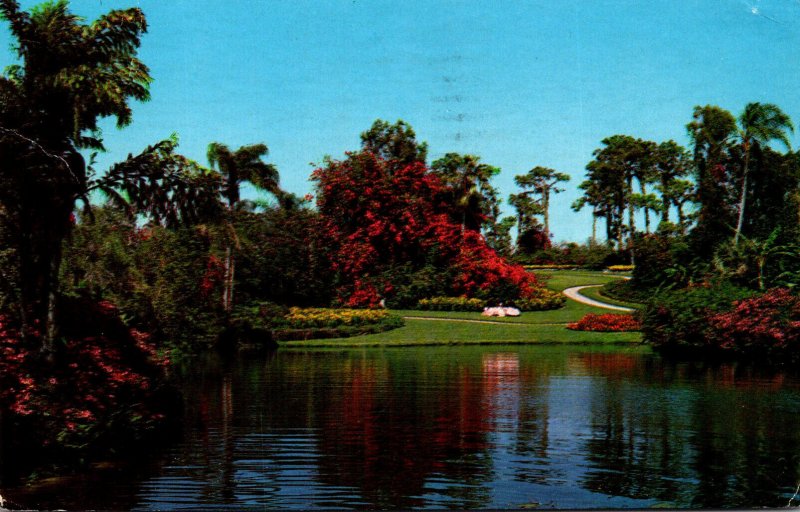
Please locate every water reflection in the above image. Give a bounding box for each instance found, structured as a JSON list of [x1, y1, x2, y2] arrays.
[[6, 346, 800, 510]]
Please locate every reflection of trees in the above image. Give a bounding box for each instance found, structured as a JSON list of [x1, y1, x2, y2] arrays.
[[313, 353, 495, 509], [577, 354, 800, 508]]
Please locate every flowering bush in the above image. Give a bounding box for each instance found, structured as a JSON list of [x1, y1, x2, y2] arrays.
[[312, 151, 548, 308], [567, 313, 641, 332], [607, 265, 634, 272], [417, 297, 486, 311], [0, 298, 172, 470], [707, 288, 800, 355], [285, 307, 392, 328], [641, 282, 755, 351], [512, 288, 566, 311]]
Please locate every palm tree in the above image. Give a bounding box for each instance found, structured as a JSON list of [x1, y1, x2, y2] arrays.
[[572, 179, 609, 247], [431, 153, 500, 232], [207, 142, 281, 312], [653, 140, 692, 226], [513, 167, 570, 240], [685, 105, 738, 250], [0, 0, 151, 350], [733, 102, 794, 245]]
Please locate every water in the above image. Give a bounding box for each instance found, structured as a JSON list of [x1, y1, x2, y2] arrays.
[[7, 345, 800, 510]]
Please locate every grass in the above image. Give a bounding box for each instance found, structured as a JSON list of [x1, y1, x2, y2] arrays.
[[282, 270, 644, 348], [536, 270, 631, 291], [578, 285, 642, 310], [281, 318, 642, 347]]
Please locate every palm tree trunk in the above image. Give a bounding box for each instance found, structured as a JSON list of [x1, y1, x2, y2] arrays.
[[591, 213, 597, 247], [661, 177, 670, 224], [627, 176, 636, 241], [640, 181, 650, 233], [543, 190, 550, 239], [43, 245, 61, 355], [734, 150, 751, 246], [222, 245, 234, 312]]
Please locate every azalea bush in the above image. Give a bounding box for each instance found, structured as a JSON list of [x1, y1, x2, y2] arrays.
[[567, 313, 641, 332], [643, 285, 800, 359], [417, 297, 486, 311], [642, 282, 755, 352], [707, 288, 800, 356], [0, 298, 174, 474]]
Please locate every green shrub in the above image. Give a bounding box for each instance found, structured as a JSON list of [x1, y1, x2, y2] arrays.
[[273, 315, 404, 341], [417, 297, 486, 311], [642, 282, 755, 352], [511, 289, 565, 311], [601, 279, 650, 304], [382, 264, 452, 309], [517, 242, 621, 270]]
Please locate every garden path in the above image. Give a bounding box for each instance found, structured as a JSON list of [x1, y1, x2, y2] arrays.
[[562, 285, 635, 312]]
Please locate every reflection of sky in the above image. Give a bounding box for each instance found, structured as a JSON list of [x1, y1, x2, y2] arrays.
[[484, 373, 657, 509]]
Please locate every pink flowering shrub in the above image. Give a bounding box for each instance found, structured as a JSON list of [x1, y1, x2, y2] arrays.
[[567, 313, 641, 332], [707, 288, 800, 355], [0, 298, 172, 460]]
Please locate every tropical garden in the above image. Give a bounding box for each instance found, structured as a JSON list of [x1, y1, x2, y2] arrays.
[[1, 0, 800, 494]]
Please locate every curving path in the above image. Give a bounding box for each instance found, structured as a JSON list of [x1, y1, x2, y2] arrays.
[[562, 285, 635, 312]]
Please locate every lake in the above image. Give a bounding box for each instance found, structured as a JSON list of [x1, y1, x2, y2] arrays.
[[6, 345, 800, 510]]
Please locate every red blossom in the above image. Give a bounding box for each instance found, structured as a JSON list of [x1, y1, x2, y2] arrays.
[[312, 151, 546, 306], [567, 313, 641, 332]]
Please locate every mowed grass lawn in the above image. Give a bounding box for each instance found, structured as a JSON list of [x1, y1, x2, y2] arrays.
[[282, 270, 644, 348]]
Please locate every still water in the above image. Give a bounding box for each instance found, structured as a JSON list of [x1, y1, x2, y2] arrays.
[[8, 345, 800, 510]]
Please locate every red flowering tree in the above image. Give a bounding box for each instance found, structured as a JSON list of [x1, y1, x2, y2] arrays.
[[312, 151, 544, 307]]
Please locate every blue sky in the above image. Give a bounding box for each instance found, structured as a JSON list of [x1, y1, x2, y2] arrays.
[[2, 0, 800, 242]]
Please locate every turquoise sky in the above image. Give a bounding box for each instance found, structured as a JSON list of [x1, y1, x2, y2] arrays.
[[2, 0, 800, 242]]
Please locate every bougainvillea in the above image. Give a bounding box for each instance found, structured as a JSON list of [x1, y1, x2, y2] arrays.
[[567, 313, 641, 332], [312, 151, 544, 307]]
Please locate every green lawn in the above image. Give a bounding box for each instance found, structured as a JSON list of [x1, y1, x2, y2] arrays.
[[537, 270, 631, 291], [282, 318, 642, 347], [577, 284, 642, 310], [281, 270, 644, 348]]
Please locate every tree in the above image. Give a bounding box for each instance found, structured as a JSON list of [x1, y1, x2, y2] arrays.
[[513, 167, 570, 239], [484, 215, 516, 257], [91, 136, 222, 227], [0, 0, 151, 349], [431, 153, 500, 232], [207, 142, 281, 312], [653, 140, 692, 226], [509, 192, 544, 252], [572, 179, 611, 247], [733, 102, 794, 245], [360, 119, 428, 165], [686, 105, 738, 251]]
